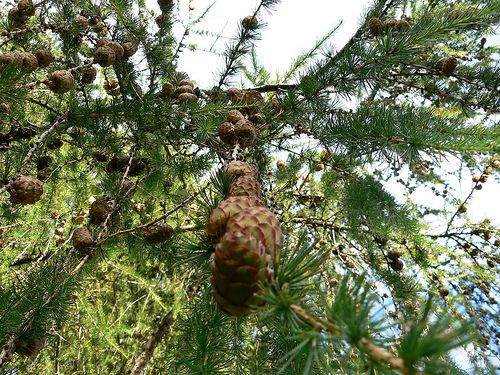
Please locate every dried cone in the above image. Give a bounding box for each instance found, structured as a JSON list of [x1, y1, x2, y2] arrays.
[[226, 161, 258, 179], [179, 79, 194, 88], [177, 92, 198, 104], [226, 88, 244, 102], [97, 39, 124, 59], [383, 18, 399, 30], [19, 52, 38, 72], [161, 82, 175, 98], [218, 122, 236, 145], [34, 48, 52, 68], [143, 223, 174, 244], [207, 196, 263, 237], [211, 231, 270, 316], [225, 206, 283, 257], [73, 227, 94, 252], [226, 110, 245, 124], [89, 198, 113, 225], [122, 41, 138, 58], [241, 90, 264, 106], [94, 45, 116, 67], [81, 66, 97, 84], [13, 337, 45, 357], [241, 16, 258, 30], [45, 70, 75, 94], [8, 175, 43, 205], [234, 119, 256, 145], [368, 17, 384, 36], [440, 57, 458, 75], [390, 258, 404, 271], [174, 85, 194, 96], [229, 175, 261, 198]]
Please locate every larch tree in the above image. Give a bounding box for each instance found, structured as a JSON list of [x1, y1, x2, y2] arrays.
[[0, 0, 499, 374]]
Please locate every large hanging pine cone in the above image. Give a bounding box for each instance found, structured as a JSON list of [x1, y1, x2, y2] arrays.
[[225, 206, 283, 257], [225, 161, 258, 179], [8, 175, 43, 205], [211, 231, 271, 316], [228, 175, 261, 198], [207, 196, 263, 237], [45, 70, 75, 94], [143, 223, 174, 244], [89, 198, 113, 225], [72, 227, 94, 253]]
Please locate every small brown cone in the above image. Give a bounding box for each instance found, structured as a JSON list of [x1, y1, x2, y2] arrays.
[[34, 48, 52, 68], [45, 70, 75, 94], [89, 198, 113, 225], [368, 17, 384, 36], [177, 92, 198, 104], [389, 258, 404, 271], [218, 122, 236, 145], [8, 175, 43, 205], [211, 231, 270, 316], [440, 57, 458, 75], [13, 337, 45, 358], [226, 88, 244, 102], [81, 66, 97, 84], [207, 196, 263, 237], [179, 79, 194, 88], [234, 119, 256, 146], [122, 41, 139, 58], [94, 45, 116, 67], [229, 175, 261, 198], [73, 227, 94, 253], [143, 223, 174, 244], [226, 110, 245, 124], [225, 206, 283, 257], [241, 16, 258, 30]]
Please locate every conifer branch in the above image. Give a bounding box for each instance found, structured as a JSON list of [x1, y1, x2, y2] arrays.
[[130, 312, 173, 375]]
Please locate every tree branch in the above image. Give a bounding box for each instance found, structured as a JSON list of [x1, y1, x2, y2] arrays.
[[130, 312, 173, 375]]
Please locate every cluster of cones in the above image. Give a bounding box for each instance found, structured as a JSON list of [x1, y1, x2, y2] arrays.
[[218, 109, 257, 146], [368, 16, 411, 36], [207, 161, 283, 316], [161, 79, 198, 104]]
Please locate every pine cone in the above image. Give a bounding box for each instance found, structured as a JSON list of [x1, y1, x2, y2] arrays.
[[218, 122, 236, 144], [34, 48, 53, 68], [207, 196, 263, 237], [383, 18, 399, 30], [389, 258, 404, 271], [122, 41, 139, 58], [225, 161, 258, 179], [440, 57, 458, 75], [17, 0, 35, 17], [234, 119, 256, 146], [226, 110, 245, 124], [0, 102, 11, 114], [174, 85, 194, 96], [97, 39, 124, 59], [81, 66, 97, 84], [179, 79, 194, 88], [13, 337, 45, 357], [45, 70, 75, 94], [89, 198, 113, 225], [73, 227, 94, 253], [94, 45, 116, 67], [8, 175, 43, 205], [368, 17, 384, 36], [74, 15, 89, 29], [177, 92, 198, 104], [241, 16, 258, 30], [226, 88, 244, 102], [211, 231, 271, 316], [229, 175, 261, 198], [161, 82, 175, 98], [19, 52, 38, 72], [241, 90, 264, 106], [158, 0, 174, 12], [225, 206, 283, 256], [156, 13, 171, 27], [143, 223, 174, 244]]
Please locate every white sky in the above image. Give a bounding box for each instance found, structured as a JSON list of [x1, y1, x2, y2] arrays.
[[146, 0, 499, 228]]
